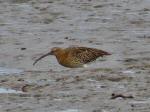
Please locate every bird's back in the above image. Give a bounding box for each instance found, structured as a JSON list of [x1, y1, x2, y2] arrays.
[[64, 47, 111, 65]]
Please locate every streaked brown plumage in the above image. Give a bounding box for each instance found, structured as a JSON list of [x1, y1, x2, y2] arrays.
[[33, 47, 111, 68]]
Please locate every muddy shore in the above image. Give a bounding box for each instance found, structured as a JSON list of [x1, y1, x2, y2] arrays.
[[0, 0, 150, 112]]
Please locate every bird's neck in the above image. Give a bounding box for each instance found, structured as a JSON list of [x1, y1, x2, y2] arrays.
[[54, 50, 67, 62]]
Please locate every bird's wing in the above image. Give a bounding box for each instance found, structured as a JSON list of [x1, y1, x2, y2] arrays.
[[67, 47, 110, 63]]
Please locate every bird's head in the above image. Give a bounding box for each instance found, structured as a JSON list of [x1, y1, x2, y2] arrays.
[[49, 47, 63, 55]]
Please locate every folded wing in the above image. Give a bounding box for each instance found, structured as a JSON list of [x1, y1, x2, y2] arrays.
[[67, 47, 111, 64]]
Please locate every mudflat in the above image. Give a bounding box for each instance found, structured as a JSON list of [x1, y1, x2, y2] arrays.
[[0, 0, 150, 112]]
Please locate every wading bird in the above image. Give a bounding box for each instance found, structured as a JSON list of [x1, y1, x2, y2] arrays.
[[33, 47, 111, 68]]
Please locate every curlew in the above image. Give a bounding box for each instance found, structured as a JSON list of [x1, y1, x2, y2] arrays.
[[33, 47, 111, 68]]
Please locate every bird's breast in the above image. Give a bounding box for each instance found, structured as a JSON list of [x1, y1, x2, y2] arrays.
[[56, 55, 83, 68]]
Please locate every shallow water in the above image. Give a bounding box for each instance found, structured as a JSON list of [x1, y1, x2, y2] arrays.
[[0, 87, 23, 94], [130, 100, 150, 104], [0, 67, 23, 75], [56, 109, 81, 112], [122, 70, 135, 74]]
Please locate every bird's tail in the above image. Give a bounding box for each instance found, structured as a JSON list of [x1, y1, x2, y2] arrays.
[[99, 50, 111, 56]]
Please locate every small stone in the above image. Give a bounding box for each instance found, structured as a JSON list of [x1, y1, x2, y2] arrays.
[[21, 48, 26, 50]]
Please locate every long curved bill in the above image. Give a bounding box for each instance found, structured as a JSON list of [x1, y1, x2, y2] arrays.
[[33, 52, 51, 66]]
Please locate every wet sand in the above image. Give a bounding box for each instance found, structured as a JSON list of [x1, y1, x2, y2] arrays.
[[0, 0, 150, 112]]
